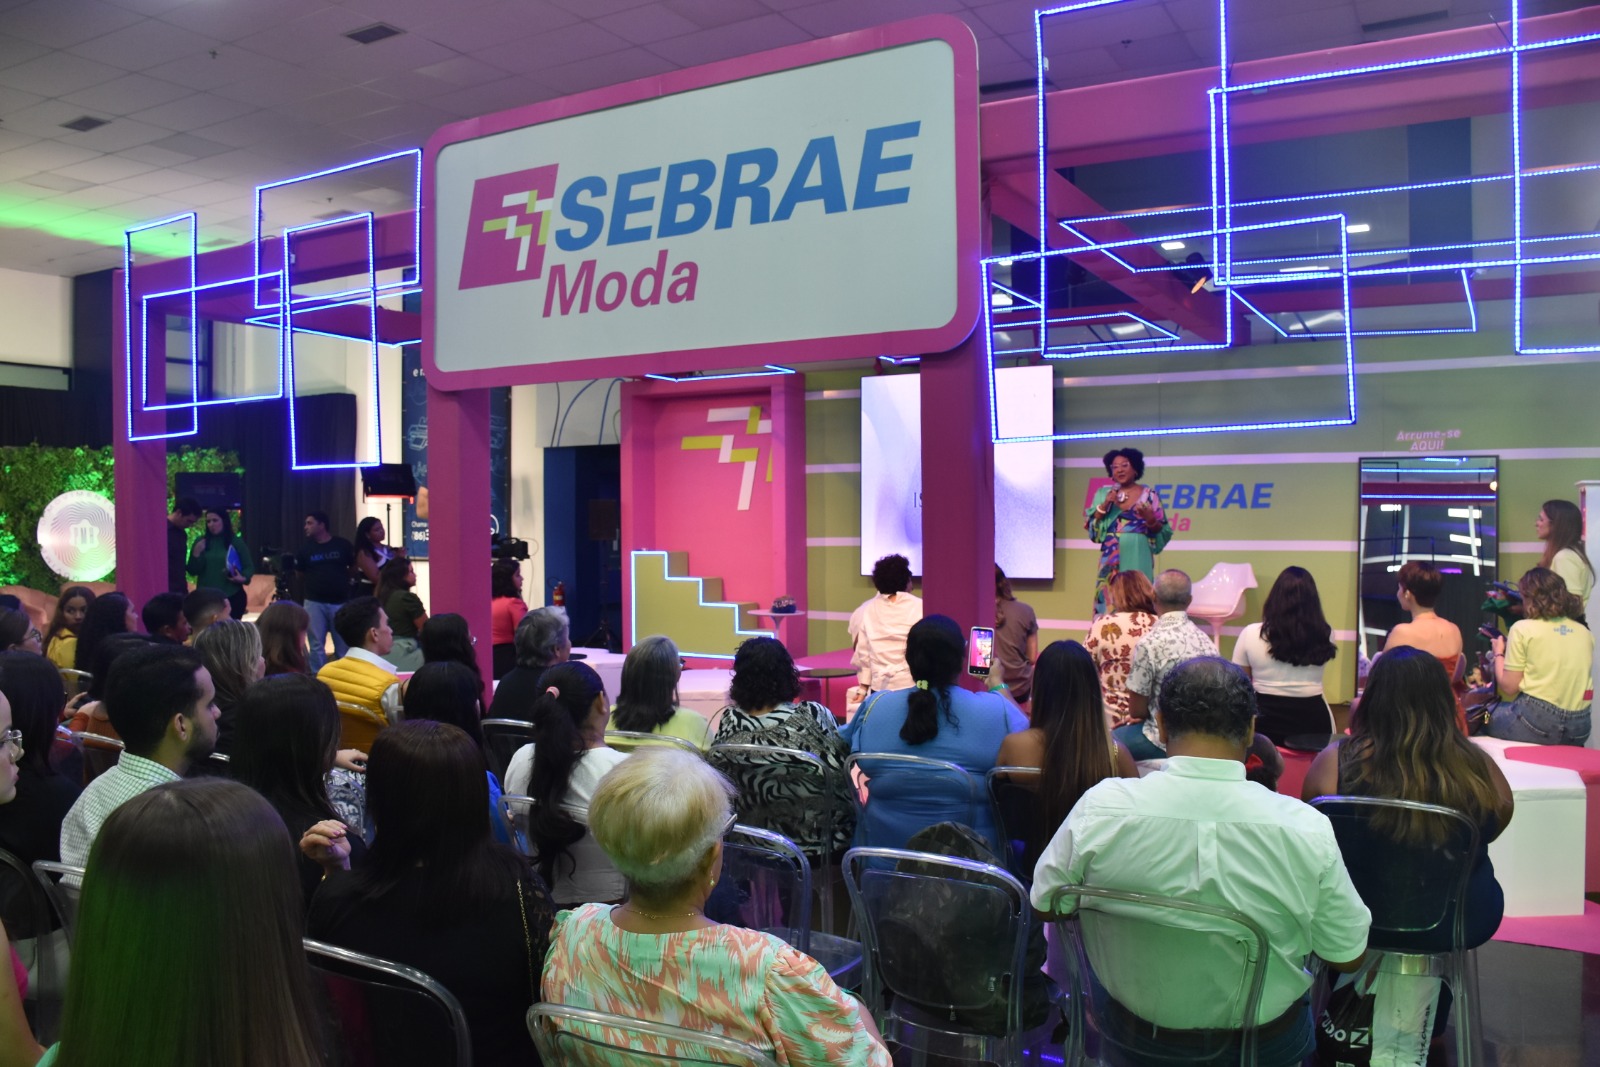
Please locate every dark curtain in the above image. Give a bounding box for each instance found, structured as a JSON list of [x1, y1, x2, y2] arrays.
[[193, 393, 357, 560], [0, 387, 83, 447]]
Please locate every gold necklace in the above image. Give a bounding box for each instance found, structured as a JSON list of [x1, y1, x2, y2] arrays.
[[624, 903, 700, 921]]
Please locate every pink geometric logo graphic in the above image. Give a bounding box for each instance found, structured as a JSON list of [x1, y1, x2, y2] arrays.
[[459, 164, 560, 291]]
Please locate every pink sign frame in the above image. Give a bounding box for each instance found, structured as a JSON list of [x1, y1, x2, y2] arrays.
[[422, 15, 981, 390]]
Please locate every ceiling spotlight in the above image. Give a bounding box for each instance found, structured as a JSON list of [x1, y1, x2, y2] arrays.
[[1160, 241, 1186, 251], [1345, 223, 1371, 234]]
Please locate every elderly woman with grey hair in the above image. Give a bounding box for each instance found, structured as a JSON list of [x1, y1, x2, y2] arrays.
[[540, 748, 891, 1065], [486, 606, 570, 723]]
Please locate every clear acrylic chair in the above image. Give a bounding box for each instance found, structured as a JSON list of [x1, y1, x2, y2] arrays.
[[0, 848, 60, 1042], [528, 1002, 779, 1066], [30, 862, 84, 945], [844, 846, 1038, 1066], [304, 938, 472, 1067], [57, 670, 91, 701], [66, 730, 122, 784], [497, 793, 538, 860], [1310, 796, 1484, 1067], [985, 766, 1043, 883], [845, 751, 999, 853], [711, 823, 862, 989], [480, 718, 535, 782], [708, 743, 845, 930], [1044, 884, 1272, 1067], [605, 730, 702, 755]]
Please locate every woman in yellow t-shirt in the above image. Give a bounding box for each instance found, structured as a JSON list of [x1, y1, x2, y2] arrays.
[[43, 586, 94, 670], [1486, 567, 1595, 746]]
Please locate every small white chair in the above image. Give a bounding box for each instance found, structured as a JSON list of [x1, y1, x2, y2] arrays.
[[1186, 563, 1257, 645]]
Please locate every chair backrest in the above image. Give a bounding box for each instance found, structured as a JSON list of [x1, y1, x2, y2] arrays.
[[304, 937, 472, 1067], [844, 751, 991, 852], [0, 849, 59, 1042], [605, 730, 701, 755], [1188, 563, 1258, 615], [1044, 883, 1270, 1063], [985, 766, 1043, 880], [335, 700, 387, 752], [58, 670, 91, 699], [481, 719, 536, 782], [707, 824, 813, 954], [67, 730, 123, 785], [31, 862, 85, 944], [1309, 795, 1478, 948], [708, 744, 837, 858], [843, 846, 1031, 1040], [528, 1001, 780, 1067], [498, 793, 538, 858]]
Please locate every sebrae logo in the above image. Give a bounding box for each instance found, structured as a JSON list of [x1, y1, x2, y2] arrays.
[[459, 165, 560, 290]]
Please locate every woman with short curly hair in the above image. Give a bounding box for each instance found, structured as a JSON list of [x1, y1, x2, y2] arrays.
[[1484, 567, 1594, 745]]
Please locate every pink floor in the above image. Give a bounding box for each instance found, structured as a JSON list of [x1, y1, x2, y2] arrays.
[[1494, 901, 1600, 955]]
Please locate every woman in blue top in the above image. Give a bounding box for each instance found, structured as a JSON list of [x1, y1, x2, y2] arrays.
[[842, 615, 1028, 850]]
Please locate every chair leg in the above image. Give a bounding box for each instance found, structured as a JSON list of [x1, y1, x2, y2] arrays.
[[1451, 948, 1481, 1067]]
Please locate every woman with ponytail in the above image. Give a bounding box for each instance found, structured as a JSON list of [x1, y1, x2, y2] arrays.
[[841, 615, 1028, 848], [502, 661, 629, 904]]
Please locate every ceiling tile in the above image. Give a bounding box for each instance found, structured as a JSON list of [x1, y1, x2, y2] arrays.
[[646, 14, 810, 66], [165, 177, 247, 206], [59, 72, 194, 117], [547, 0, 656, 15], [274, 85, 404, 126], [594, 6, 701, 46], [18, 172, 95, 193], [0, 32, 51, 72], [144, 131, 236, 158], [430, 75, 551, 118], [410, 0, 581, 55], [51, 116, 175, 153], [102, 165, 205, 193], [39, 183, 146, 209], [412, 55, 512, 89], [175, 147, 288, 180], [1, 0, 144, 50], [232, 8, 372, 64], [338, 0, 503, 23], [104, 0, 196, 15], [969, 0, 1048, 39], [115, 192, 193, 219], [0, 128, 38, 155], [49, 154, 157, 182], [661, 0, 770, 31], [0, 83, 46, 113], [67, 19, 221, 71], [141, 45, 297, 91], [0, 52, 130, 97], [355, 69, 460, 103], [0, 100, 109, 139], [154, 0, 327, 43], [331, 102, 456, 144], [297, 33, 458, 84], [787, 0, 962, 33], [537, 46, 678, 96], [473, 22, 632, 74], [0, 139, 101, 173], [209, 67, 349, 108], [189, 109, 304, 149], [128, 91, 259, 130], [117, 141, 204, 166]]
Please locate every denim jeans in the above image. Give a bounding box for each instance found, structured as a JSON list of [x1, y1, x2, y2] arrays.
[[1113, 722, 1165, 761], [305, 599, 347, 671], [1487, 692, 1591, 746]]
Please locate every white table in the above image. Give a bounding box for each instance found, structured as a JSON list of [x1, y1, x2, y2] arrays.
[[678, 668, 733, 721], [569, 647, 626, 702], [1472, 737, 1587, 917]]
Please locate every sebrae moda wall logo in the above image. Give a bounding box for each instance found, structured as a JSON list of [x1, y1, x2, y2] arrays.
[[459, 164, 560, 290]]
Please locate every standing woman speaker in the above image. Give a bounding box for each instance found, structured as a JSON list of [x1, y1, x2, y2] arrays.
[[1085, 448, 1172, 616]]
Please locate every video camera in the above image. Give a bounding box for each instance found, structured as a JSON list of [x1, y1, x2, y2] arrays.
[[492, 536, 530, 561]]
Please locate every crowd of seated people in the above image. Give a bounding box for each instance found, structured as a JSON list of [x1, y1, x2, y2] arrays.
[[0, 503, 1589, 1067]]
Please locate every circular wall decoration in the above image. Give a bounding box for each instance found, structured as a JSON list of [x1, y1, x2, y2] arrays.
[[37, 491, 116, 582]]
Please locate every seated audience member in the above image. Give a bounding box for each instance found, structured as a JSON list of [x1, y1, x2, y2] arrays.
[[417, 613, 485, 705], [232, 674, 367, 903], [403, 661, 507, 842], [609, 634, 710, 749], [995, 641, 1136, 869], [488, 607, 570, 722], [180, 586, 230, 638], [193, 618, 264, 756], [542, 748, 891, 1065], [64, 634, 151, 778], [60, 643, 219, 867], [1230, 566, 1338, 745], [842, 615, 1027, 848], [1032, 658, 1371, 1067], [994, 565, 1040, 704], [257, 600, 312, 677], [1305, 647, 1512, 953], [849, 553, 922, 696], [0, 652, 81, 864], [1383, 561, 1468, 729], [304, 720, 553, 1067], [504, 662, 628, 905], [1085, 570, 1160, 727], [72, 592, 136, 673], [1113, 569, 1218, 761], [489, 558, 528, 680], [0, 611, 40, 656], [710, 636, 853, 855], [377, 558, 426, 672], [40, 780, 324, 1066], [139, 591, 190, 645], [316, 597, 399, 752], [1485, 567, 1595, 745], [43, 586, 94, 670]]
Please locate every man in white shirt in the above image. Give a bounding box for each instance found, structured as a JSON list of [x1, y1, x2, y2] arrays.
[[61, 644, 220, 867], [849, 553, 923, 694], [1032, 657, 1370, 1067]]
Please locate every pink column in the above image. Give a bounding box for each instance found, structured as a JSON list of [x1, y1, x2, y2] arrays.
[[425, 383, 494, 682], [112, 274, 170, 611]]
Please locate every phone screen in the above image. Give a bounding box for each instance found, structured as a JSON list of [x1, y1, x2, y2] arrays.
[[968, 626, 995, 676]]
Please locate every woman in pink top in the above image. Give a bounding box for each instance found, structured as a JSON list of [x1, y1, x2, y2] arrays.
[[489, 559, 527, 681], [542, 748, 890, 1066]]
